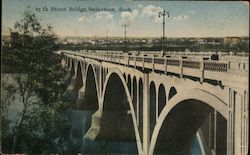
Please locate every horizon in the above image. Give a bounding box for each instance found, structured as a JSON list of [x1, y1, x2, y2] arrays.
[[2, 0, 249, 38], [61, 35, 250, 38], [2, 33, 249, 39]]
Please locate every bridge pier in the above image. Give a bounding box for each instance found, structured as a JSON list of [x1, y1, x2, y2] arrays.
[[61, 57, 67, 69], [63, 74, 78, 103], [227, 87, 248, 155], [63, 58, 74, 83], [143, 74, 150, 155], [211, 110, 217, 155], [84, 109, 102, 140], [136, 80, 140, 125], [76, 86, 85, 106]]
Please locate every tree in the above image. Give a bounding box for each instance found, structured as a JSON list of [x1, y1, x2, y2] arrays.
[[1, 9, 70, 154], [1, 74, 41, 152]]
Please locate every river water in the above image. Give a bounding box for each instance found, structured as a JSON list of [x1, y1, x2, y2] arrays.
[[2, 74, 201, 154], [68, 109, 202, 154]]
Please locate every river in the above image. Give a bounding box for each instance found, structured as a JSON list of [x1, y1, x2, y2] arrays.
[[2, 74, 202, 154], [67, 109, 201, 154]]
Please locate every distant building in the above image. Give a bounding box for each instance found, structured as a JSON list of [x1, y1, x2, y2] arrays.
[[98, 40, 106, 45], [224, 37, 241, 46], [67, 39, 82, 44], [141, 39, 147, 43], [197, 38, 207, 45]]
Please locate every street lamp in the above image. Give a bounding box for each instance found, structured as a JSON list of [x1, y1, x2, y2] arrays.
[[159, 10, 169, 54], [94, 35, 97, 50], [122, 24, 129, 52], [106, 30, 109, 53]]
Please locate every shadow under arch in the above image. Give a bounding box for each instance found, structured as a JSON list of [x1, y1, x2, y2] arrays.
[[98, 70, 143, 154], [64, 58, 74, 85], [127, 74, 132, 93], [67, 58, 75, 78], [63, 59, 79, 102], [74, 61, 83, 91], [138, 78, 143, 140], [169, 86, 177, 100], [132, 76, 137, 117], [123, 73, 126, 81], [82, 63, 99, 110], [150, 81, 156, 137], [158, 84, 166, 116], [66, 56, 72, 70], [149, 89, 228, 155]]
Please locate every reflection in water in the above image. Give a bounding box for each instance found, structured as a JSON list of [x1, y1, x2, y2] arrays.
[[189, 136, 202, 155], [68, 109, 137, 154], [69, 109, 201, 154], [83, 140, 137, 154]]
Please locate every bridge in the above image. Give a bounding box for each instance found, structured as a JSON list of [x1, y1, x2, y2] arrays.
[[58, 50, 248, 155]]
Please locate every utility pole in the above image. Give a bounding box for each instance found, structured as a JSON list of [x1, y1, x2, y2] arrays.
[[159, 10, 169, 53], [106, 30, 109, 53], [122, 24, 129, 52]]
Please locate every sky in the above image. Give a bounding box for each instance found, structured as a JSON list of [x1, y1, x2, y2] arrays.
[[2, 0, 249, 38]]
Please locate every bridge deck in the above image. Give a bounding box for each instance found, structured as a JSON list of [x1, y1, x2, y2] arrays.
[[60, 50, 248, 88]]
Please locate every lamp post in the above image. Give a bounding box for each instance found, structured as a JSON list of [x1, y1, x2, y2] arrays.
[[159, 10, 169, 54], [94, 35, 97, 50], [122, 24, 129, 52], [106, 30, 109, 53]]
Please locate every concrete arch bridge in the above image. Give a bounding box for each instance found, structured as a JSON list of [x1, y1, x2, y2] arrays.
[[59, 50, 248, 155]]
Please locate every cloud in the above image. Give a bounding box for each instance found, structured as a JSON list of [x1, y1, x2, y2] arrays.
[[94, 11, 113, 21], [188, 10, 196, 14], [142, 5, 163, 16], [78, 11, 113, 22], [142, 5, 163, 22], [172, 15, 189, 20], [78, 15, 88, 22], [121, 9, 138, 21]]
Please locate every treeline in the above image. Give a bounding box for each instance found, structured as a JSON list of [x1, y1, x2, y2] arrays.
[[58, 42, 249, 52]]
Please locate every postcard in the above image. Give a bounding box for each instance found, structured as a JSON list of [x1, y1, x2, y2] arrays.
[[1, 0, 249, 155]]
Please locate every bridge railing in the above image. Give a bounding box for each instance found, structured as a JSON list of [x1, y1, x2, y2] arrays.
[[83, 51, 230, 73], [61, 50, 249, 81], [182, 60, 200, 69], [74, 51, 229, 70], [203, 61, 228, 72], [78, 49, 248, 57]]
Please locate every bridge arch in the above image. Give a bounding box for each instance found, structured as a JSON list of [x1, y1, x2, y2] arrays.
[[138, 78, 143, 139], [127, 74, 132, 94], [149, 89, 228, 155], [61, 55, 68, 69], [106, 68, 109, 75], [82, 63, 100, 109], [66, 56, 72, 70], [123, 73, 126, 81], [102, 67, 104, 78], [150, 81, 156, 136], [64, 57, 75, 83], [168, 86, 177, 100], [99, 69, 143, 154], [132, 76, 137, 112], [73, 59, 79, 74], [158, 84, 166, 117], [69, 58, 76, 77], [74, 61, 83, 91]]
